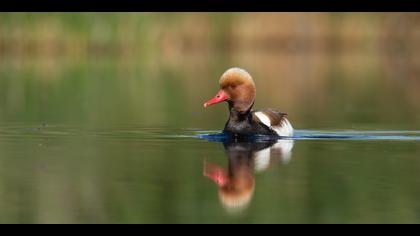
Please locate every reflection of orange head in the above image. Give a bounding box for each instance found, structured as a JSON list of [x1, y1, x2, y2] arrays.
[[204, 140, 295, 214], [218, 173, 255, 213], [204, 160, 255, 213]]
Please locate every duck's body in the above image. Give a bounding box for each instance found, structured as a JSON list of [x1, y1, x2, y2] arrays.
[[224, 107, 293, 137], [204, 68, 294, 137]]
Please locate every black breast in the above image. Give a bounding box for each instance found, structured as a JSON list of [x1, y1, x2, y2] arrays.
[[223, 111, 276, 136]]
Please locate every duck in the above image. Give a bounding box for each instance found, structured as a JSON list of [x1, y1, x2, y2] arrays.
[[204, 67, 294, 137]]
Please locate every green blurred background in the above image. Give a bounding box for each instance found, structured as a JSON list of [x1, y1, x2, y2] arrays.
[[0, 13, 420, 224], [1, 12, 419, 129]]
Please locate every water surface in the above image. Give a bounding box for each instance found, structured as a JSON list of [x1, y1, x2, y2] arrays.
[[0, 124, 419, 223]]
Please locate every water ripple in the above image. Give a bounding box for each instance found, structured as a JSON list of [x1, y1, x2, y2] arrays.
[[192, 130, 420, 142], [0, 124, 419, 142]]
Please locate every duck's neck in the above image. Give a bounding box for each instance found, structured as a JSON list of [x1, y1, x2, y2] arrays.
[[228, 101, 253, 122]]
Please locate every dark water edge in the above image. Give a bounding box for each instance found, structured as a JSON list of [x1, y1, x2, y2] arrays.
[[195, 130, 420, 142]]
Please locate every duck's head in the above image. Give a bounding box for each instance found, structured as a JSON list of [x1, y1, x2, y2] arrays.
[[204, 67, 256, 113]]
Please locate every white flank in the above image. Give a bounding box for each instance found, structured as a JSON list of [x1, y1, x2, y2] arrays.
[[255, 112, 294, 137], [272, 118, 294, 137], [254, 112, 271, 127]]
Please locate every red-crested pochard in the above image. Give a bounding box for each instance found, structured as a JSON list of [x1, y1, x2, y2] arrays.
[[204, 67, 294, 137]]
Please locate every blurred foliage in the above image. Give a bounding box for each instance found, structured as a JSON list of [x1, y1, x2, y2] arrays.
[[0, 13, 419, 129]]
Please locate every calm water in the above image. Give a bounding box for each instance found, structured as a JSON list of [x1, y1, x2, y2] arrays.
[[0, 124, 419, 223]]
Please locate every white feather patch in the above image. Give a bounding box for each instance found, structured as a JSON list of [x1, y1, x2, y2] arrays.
[[272, 118, 294, 137], [254, 112, 271, 127], [255, 112, 294, 137]]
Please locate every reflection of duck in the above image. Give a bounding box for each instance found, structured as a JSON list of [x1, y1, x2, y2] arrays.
[[203, 67, 293, 137], [204, 138, 294, 213]]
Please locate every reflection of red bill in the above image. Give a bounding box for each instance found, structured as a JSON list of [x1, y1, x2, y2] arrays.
[[203, 161, 228, 187]]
